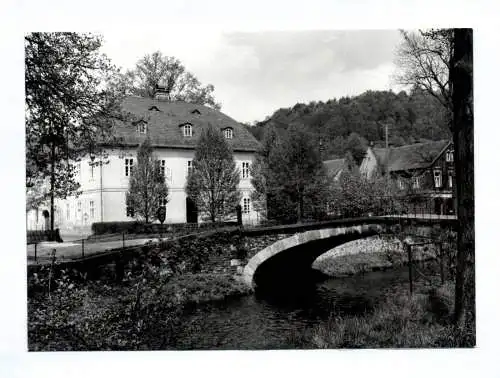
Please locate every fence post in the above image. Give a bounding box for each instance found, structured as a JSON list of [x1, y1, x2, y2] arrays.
[[122, 232, 125, 249], [34, 242, 37, 263], [81, 239, 85, 259], [406, 243, 413, 295], [438, 242, 444, 285]]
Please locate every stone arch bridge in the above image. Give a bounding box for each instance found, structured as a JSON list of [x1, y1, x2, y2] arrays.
[[242, 216, 456, 289]]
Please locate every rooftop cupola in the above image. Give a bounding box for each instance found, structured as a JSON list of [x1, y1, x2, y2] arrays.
[[154, 84, 169, 101]]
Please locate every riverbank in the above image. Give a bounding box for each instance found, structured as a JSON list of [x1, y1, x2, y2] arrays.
[[28, 271, 251, 351], [28, 230, 470, 350], [302, 281, 474, 348]]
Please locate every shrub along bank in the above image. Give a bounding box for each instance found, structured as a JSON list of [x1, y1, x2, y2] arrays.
[[27, 229, 288, 351]]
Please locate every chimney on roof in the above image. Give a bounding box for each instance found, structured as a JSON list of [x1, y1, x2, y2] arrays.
[[154, 84, 169, 101]]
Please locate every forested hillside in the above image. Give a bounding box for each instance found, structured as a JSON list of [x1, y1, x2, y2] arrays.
[[245, 88, 450, 161]]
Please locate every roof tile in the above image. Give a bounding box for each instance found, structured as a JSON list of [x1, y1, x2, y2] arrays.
[[104, 96, 261, 152]]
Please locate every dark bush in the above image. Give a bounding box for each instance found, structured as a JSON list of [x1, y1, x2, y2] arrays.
[[90, 221, 238, 236]]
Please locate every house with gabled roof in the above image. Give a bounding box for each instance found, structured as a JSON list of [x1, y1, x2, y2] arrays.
[[359, 140, 456, 215], [323, 158, 347, 181], [26, 93, 262, 231]]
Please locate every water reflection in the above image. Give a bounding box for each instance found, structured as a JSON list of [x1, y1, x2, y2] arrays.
[[167, 266, 425, 350]]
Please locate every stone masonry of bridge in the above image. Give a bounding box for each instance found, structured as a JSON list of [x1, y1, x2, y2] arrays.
[[28, 216, 455, 284], [243, 224, 390, 289]]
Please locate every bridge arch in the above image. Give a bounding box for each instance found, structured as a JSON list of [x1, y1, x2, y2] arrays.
[[242, 223, 390, 289]]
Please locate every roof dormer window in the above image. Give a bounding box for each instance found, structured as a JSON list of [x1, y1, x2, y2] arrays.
[[191, 109, 201, 115], [136, 121, 147, 135], [148, 105, 160, 112], [223, 128, 233, 139], [182, 123, 192, 137]]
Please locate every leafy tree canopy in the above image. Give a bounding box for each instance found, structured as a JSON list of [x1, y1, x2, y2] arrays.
[[246, 89, 450, 162], [126, 138, 169, 223], [25, 32, 125, 229], [186, 125, 241, 222], [252, 123, 329, 223], [110, 51, 220, 110]]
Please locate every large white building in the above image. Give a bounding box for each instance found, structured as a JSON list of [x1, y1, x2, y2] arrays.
[[26, 96, 263, 232]]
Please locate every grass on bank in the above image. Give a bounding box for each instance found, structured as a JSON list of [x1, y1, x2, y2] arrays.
[[285, 281, 474, 349]]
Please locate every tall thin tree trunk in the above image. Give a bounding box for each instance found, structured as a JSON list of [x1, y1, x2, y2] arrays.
[[50, 141, 55, 232], [451, 29, 474, 332]]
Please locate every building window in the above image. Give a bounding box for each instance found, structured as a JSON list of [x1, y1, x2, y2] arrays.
[[160, 159, 166, 176], [126, 205, 134, 217], [166, 167, 172, 183], [433, 169, 442, 188], [125, 158, 134, 177], [66, 203, 70, 220], [448, 174, 453, 188], [159, 197, 168, 208], [411, 176, 420, 189], [137, 122, 147, 134], [187, 160, 193, 175], [446, 149, 454, 162], [89, 200, 95, 219], [89, 164, 94, 180], [243, 198, 251, 214], [242, 162, 250, 179], [398, 178, 405, 190], [224, 128, 233, 139], [183, 124, 192, 137]]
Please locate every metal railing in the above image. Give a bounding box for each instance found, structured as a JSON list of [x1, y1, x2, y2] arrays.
[[27, 195, 456, 265]]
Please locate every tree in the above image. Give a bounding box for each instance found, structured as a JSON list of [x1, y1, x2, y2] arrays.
[[345, 132, 368, 165], [25, 32, 124, 231], [396, 28, 475, 340], [118, 51, 220, 109], [250, 124, 284, 219], [329, 169, 398, 218], [450, 29, 474, 336], [126, 139, 169, 223], [394, 29, 453, 124], [252, 123, 329, 223], [185, 125, 241, 222]]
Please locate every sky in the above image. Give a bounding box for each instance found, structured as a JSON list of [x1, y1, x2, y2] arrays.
[[101, 30, 403, 124]]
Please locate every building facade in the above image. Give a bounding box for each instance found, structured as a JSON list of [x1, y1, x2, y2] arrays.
[[26, 96, 262, 231], [359, 140, 456, 215]]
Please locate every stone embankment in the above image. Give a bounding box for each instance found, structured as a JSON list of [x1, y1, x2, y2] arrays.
[[313, 235, 438, 277]]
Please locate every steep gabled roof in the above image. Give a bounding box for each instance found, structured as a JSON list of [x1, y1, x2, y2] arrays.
[[323, 158, 345, 177], [373, 140, 451, 173], [104, 96, 261, 152]]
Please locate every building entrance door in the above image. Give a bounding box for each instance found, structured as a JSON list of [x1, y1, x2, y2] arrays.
[[434, 198, 443, 215], [42, 210, 50, 230], [186, 197, 198, 223]]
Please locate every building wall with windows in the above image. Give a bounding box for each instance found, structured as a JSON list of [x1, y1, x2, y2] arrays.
[[359, 140, 456, 215], [52, 148, 259, 229]]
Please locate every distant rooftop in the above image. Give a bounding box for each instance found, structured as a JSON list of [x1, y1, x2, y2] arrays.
[[323, 158, 345, 176], [372, 140, 451, 172]]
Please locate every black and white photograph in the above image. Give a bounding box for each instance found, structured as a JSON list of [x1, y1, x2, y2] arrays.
[[24, 27, 475, 351], [2, 1, 499, 376]]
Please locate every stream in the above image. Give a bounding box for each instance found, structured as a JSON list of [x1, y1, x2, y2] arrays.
[[167, 263, 439, 349]]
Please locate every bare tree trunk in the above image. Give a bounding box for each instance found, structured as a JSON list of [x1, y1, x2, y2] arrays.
[[451, 29, 474, 332], [50, 141, 55, 232]]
